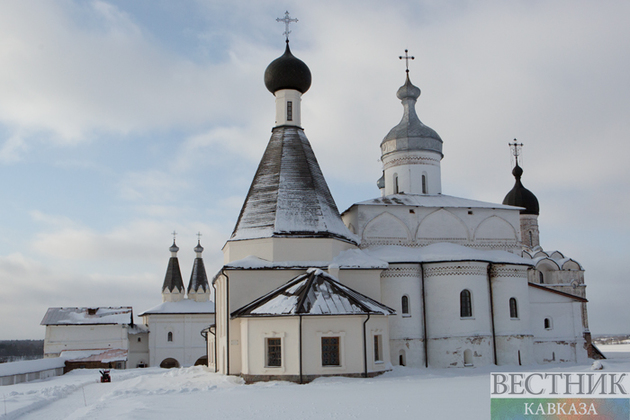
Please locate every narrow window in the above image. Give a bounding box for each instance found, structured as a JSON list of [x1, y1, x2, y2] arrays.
[[460, 289, 472, 318], [399, 350, 406, 366], [401, 295, 409, 315], [394, 174, 399, 194], [167, 332, 173, 342], [422, 174, 427, 194], [539, 271, 544, 284], [518, 350, 522, 366], [464, 349, 473, 367], [266, 338, 282, 367], [528, 231, 533, 247], [544, 318, 552, 330], [286, 101, 293, 121], [374, 335, 383, 362], [322, 337, 340, 366], [137, 337, 141, 342], [509, 298, 518, 319]]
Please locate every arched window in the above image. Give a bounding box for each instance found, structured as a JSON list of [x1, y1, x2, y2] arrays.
[[509, 298, 518, 319], [528, 231, 533, 247], [167, 331, 173, 342], [460, 290, 472, 318], [464, 349, 473, 367], [544, 318, 552, 330], [394, 174, 399, 194], [422, 174, 427, 194], [539, 271, 544, 284], [401, 295, 409, 315]]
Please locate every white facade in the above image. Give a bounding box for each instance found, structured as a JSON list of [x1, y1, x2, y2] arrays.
[[208, 41, 594, 383]]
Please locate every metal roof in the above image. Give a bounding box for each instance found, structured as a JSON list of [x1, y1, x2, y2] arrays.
[[229, 126, 357, 244], [231, 268, 395, 318]]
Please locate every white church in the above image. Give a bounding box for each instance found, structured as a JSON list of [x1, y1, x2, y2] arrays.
[[206, 20, 598, 383]]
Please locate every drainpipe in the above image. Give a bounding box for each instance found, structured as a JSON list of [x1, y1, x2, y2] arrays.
[[487, 263, 497, 365], [299, 315, 303, 384], [363, 313, 371, 378], [218, 269, 230, 375], [420, 263, 428, 368], [211, 280, 218, 373]]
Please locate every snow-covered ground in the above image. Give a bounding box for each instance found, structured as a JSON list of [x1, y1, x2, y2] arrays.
[[2, 345, 628, 420]]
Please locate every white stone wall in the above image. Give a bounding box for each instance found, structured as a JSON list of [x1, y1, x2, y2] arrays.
[[342, 204, 521, 252], [127, 331, 149, 368], [44, 324, 129, 358], [237, 315, 390, 379], [143, 313, 214, 368], [528, 286, 588, 364], [382, 150, 442, 195]]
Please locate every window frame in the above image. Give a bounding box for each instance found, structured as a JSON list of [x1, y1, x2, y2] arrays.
[[265, 337, 282, 368], [460, 289, 473, 318], [509, 297, 518, 319], [401, 295, 410, 317], [321, 336, 341, 367], [167, 331, 173, 342], [373, 334, 383, 363]]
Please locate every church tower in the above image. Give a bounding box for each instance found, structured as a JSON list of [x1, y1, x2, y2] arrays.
[[161, 237, 185, 302], [223, 25, 357, 263], [502, 141, 540, 249], [379, 51, 443, 197], [187, 238, 210, 302]]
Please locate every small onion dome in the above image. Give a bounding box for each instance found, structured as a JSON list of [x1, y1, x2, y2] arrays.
[[503, 164, 540, 215], [397, 74, 421, 101], [194, 240, 204, 254], [169, 241, 179, 253], [264, 42, 312, 94]]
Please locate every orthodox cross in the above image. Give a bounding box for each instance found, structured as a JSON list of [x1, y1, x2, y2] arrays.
[[197, 232, 202, 242], [172, 230, 177, 243], [399, 49, 415, 73], [509, 139, 524, 165], [277, 11, 298, 42]]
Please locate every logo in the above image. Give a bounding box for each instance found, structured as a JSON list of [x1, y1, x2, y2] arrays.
[[491, 372, 630, 419]]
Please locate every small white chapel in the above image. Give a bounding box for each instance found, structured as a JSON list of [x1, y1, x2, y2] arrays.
[[207, 14, 598, 383]]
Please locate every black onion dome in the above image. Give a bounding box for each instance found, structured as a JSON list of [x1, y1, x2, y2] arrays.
[[264, 42, 312, 94], [503, 164, 539, 215]]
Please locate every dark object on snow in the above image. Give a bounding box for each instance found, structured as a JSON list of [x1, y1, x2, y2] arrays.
[[99, 370, 111, 383]]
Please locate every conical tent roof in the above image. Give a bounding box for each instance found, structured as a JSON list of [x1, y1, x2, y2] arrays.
[[229, 126, 357, 244]]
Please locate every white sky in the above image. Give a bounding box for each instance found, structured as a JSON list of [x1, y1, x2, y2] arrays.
[[0, 0, 628, 339]]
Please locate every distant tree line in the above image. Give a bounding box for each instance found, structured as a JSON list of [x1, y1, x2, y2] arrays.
[[0, 340, 44, 362]]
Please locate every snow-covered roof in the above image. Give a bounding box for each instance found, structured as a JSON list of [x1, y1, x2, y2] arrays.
[[139, 299, 215, 316], [60, 348, 128, 363], [40, 307, 133, 326], [224, 248, 388, 270], [0, 357, 65, 377], [232, 268, 395, 317], [228, 126, 358, 244], [348, 193, 521, 211], [364, 242, 534, 266]]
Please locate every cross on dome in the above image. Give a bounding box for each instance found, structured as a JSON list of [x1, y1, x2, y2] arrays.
[[399, 49, 415, 73], [509, 139, 524, 165], [171, 230, 177, 243], [276, 11, 298, 42]]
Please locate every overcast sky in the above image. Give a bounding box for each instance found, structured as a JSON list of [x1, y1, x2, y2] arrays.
[[0, 0, 628, 339]]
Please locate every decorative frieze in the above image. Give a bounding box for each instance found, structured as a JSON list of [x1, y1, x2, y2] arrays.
[[491, 266, 529, 278], [424, 265, 487, 278], [381, 265, 421, 279], [382, 155, 440, 170]]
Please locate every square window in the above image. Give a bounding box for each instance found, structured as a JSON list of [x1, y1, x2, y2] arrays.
[[266, 338, 282, 367], [321, 337, 340, 366]]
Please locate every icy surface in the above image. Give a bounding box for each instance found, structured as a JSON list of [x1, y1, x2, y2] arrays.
[[365, 242, 534, 265], [2, 348, 629, 420], [40, 307, 132, 326], [0, 358, 65, 377], [140, 299, 215, 316]]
